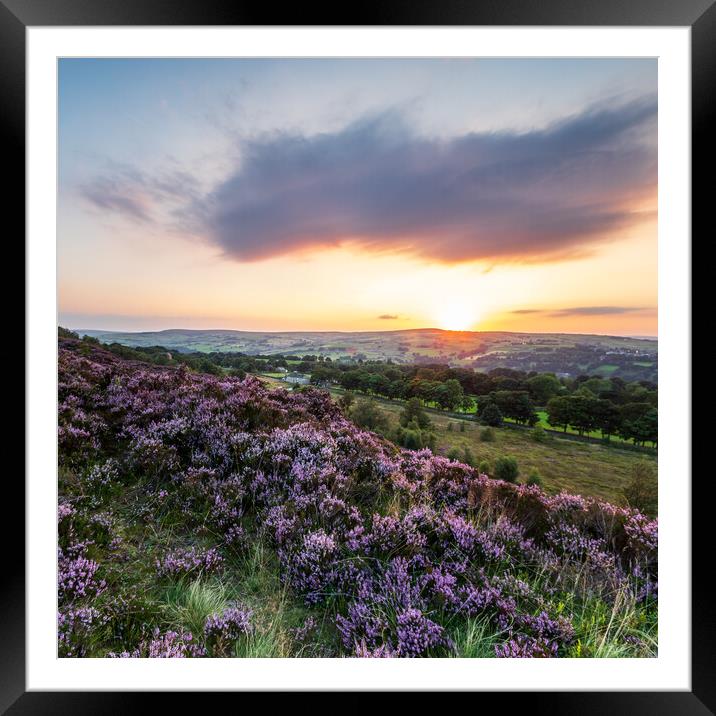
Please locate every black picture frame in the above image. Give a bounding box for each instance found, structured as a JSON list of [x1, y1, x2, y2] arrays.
[[6, 0, 708, 709]]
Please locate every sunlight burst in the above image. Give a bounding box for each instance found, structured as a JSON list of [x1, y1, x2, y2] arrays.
[[437, 303, 477, 332]]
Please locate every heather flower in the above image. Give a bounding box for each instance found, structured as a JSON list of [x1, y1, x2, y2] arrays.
[[58, 550, 106, 604], [291, 616, 317, 643], [495, 635, 559, 658], [353, 641, 396, 658], [396, 609, 450, 657], [109, 628, 206, 658], [58, 606, 107, 657], [204, 606, 253, 641], [156, 546, 223, 578]]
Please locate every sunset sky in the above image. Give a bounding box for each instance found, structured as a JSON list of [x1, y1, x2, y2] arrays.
[[58, 58, 657, 336]]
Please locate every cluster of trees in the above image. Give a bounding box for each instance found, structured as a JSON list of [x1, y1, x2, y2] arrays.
[[311, 363, 581, 413], [343, 395, 437, 451], [310, 363, 475, 411], [476, 390, 539, 426], [546, 395, 657, 446], [473, 372, 657, 447]]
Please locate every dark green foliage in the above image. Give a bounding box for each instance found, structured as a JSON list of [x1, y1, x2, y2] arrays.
[[480, 427, 496, 442], [58, 326, 79, 340], [494, 455, 519, 483], [622, 461, 658, 516], [350, 398, 390, 433], [447, 447, 462, 462], [462, 447, 476, 467], [526, 470, 543, 487], [399, 397, 432, 429], [480, 403, 503, 427]]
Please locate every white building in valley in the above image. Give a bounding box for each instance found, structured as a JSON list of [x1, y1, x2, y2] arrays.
[[285, 372, 310, 385]]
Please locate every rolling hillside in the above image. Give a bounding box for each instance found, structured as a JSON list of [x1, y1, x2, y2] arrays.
[[79, 328, 658, 381]]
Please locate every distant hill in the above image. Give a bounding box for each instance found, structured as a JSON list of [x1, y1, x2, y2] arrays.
[[77, 327, 658, 381]]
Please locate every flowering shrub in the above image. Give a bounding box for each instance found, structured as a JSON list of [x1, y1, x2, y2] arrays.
[[204, 606, 253, 656], [58, 606, 107, 657], [109, 628, 206, 658], [58, 549, 106, 604], [57, 340, 658, 658], [156, 546, 224, 579]]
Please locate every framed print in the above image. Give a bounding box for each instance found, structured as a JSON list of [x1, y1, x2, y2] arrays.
[[7, 0, 710, 709]]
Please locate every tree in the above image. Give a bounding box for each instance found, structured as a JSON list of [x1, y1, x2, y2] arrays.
[[619, 402, 654, 445], [622, 461, 657, 515], [547, 396, 573, 433], [368, 373, 391, 397], [480, 402, 503, 427], [435, 379, 464, 411], [593, 399, 621, 441], [526, 373, 562, 404], [338, 391, 355, 413], [629, 407, 658, 446], [494, 455, 519, 483], [399, 397, 432, 430], [350, 399, 389, 433], [569, 395, 600, 436], [310, 365, 335, 386], [491, 390, 537, 425]]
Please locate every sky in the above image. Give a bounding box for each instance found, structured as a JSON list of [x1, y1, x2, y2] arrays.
[[58, 58, 657, 336]]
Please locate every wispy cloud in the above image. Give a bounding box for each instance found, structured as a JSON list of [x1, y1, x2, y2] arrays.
[[377, 314, 399, 320], [511, 305, 653, 317], [80, 164, 201, 224]]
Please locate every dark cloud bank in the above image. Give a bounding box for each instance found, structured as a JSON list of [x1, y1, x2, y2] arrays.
[[84, 97, 657, 264]]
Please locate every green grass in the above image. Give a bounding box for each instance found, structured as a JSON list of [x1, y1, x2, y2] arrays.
[[448, 617, 504, 658], [566, 587, 657, 658], [593, 364, 619, 375], [163, 578, 233, 637]]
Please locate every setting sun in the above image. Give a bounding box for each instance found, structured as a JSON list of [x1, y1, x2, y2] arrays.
[[437, 303, 477, 331]]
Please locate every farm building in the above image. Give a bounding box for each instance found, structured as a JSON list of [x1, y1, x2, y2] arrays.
[[285, 372, 310, 385]]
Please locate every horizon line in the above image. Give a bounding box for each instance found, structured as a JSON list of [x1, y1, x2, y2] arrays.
[[67, 325, 658, 341]]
